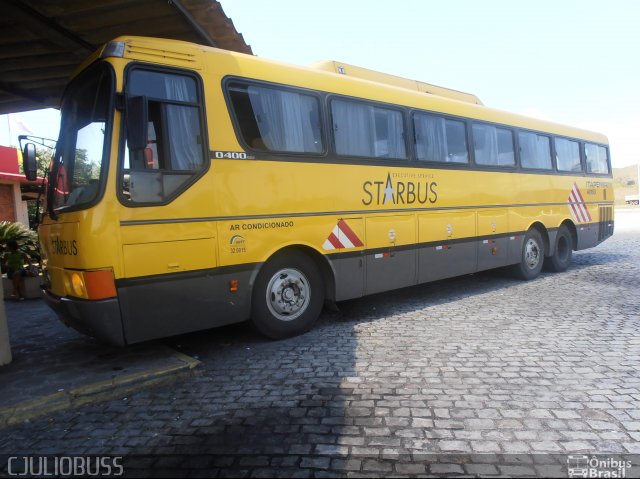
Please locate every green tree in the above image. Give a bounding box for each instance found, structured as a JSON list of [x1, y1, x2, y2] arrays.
[[0, 221, 39, 260], [35, 146, 52, 179], [18, 146, 52, 178], [72, 148, 97, 185]]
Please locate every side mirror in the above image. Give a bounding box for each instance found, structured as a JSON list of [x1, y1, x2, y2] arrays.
[[125, 95, 148, 150], [23, 143, 37, 181]]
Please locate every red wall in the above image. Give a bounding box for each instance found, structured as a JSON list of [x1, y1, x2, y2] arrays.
[[0, 146, 19, 175]]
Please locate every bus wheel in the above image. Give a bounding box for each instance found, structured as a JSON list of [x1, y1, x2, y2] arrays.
[[251, 252, 324, 339], [512, 228, 545, 280], [544, 224, 573, 272]]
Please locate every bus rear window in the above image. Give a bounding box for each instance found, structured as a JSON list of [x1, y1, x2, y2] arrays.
[[585, 143, 609, 174], [228, 83, 323, 154]]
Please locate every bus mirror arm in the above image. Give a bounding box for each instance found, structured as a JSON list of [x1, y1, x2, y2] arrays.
[[125, 95, 149, 150]]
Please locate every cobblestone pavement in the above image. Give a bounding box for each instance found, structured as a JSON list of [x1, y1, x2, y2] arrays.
[[1, 210, 639, 477]]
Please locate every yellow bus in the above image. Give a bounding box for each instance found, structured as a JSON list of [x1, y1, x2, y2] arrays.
[[23, 36, 614, 346]]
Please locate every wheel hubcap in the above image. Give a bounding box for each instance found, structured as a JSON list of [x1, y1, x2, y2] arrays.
[[266, 268, 310, 321], [525, 238, 541, 269]]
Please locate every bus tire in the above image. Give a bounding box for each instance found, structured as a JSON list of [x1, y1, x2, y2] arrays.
[[544, 224, 573, 272], [251, 251, 324, 339], [512, 228, 545, 280]]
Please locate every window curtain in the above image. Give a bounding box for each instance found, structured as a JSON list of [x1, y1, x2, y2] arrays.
[[333, 100, 375, 157], [376, 109, 406, 159], [473, 124, 498, 166], [519, 132, 537, 168], [444, 120, 468, 163], [248, 86, 320, 153], [535, 136, 551, 169], [414, 114, 446, 162], [595, 146, 608, 173], [556, 139, 580, 171], [585, 144, 608, 174], [520, 132, 551, 169], [496, 129, 515, 166], [164, 76, 203, 170]]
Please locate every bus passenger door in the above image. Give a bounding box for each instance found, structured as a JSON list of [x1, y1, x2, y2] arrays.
[[364, 215, 416, 295], [477, 209, 509, 271], [418, 210, 476, 283], [119, 223, 218, 343]]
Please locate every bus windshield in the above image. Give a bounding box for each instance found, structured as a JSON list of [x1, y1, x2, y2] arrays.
[[49, 63, 113, 213]]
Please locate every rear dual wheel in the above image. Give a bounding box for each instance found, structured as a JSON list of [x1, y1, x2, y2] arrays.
[[544, 224, 573, 272], [512, 228, 545, 280], [251, 252, 324, 339]]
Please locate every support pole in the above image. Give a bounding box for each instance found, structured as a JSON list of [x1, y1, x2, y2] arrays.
[[0, 283, 12, 365]]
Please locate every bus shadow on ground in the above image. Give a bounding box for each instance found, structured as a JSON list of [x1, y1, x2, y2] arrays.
[[163, 265, 526, 358], [128, 266, 584, 475], [6, 248, 624, 475]]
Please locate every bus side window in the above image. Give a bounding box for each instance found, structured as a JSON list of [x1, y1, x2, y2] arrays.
[[122, 69, 206, 204], [332, 99, 406, 160], [519, 131, 552, 170], [473, 123, 515, 167], [496, 128, 516, 166], [585, 143, 609, 174], [144, 102, 163, 170], [228, 82, 323, 154], [414, 113, 445, 162], [444, 119, 468, 163], [555, 137, 581, 172], [414, 113, 468, 164]]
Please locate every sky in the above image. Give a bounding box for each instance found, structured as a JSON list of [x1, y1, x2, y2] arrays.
[[1, 0, 638, 168]]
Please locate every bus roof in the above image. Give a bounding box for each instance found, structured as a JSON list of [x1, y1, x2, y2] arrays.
[[309, 60, 484, 106], [105, 36, 609, 145]]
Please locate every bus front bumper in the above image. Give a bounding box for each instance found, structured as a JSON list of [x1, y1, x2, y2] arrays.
[[43, 290, 126, 346]]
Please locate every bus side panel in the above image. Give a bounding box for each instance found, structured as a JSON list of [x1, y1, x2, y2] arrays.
[[507, 234, 526, 266], [330, 217, 366, 301], [575, 204, 614, 250], [364, 215, 416, 295], [576, 223, 599, 250], [476, 209, 509, 271], [418, 210, 476, 283], [117, 267, 254, 344], [332, 255, 365, 301]]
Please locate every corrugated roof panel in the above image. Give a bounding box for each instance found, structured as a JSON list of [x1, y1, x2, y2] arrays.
[[0, 0, 252, 114]]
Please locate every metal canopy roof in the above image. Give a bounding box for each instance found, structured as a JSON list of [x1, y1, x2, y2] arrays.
[[0, 0, 252, 114]]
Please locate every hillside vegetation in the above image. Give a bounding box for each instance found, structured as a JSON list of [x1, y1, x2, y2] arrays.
[[613, 164, 639, 205]]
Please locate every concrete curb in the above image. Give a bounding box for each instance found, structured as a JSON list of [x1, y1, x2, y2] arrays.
[[0, 349, 200, 429]]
